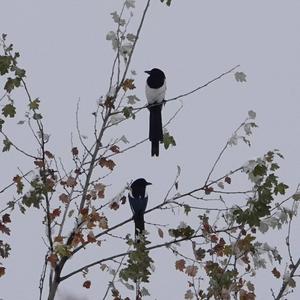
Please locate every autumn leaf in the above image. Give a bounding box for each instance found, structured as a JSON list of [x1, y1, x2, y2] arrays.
[[72, 147, 79, 156], [110, 145, 120, 153], [109, 201, 119, 211], [99, 216, 108, 229], [225, 176, 231, 184], [100, 263, 108, 271], [50, 208, 61, 220], [185, 265, 198, 277], [0, 222, 10, 235], [2, 214, 11, 224], [272, 267, 281, 279], [158, 228, 164, 238], [54, 235, 64, 243], [99, 157, 116, 171], [13, 175, 24, 194], [48, 253, 58, 268], [45, 150, 54, 159], [34, 160, 44, 168], [175, 259, 186, 272], [204, 186, 214, 195], [59, 193, 70, 204], [95, 183, 105, 198], [122, 78, 135, 91], [87, 231, 96, 243], [83, 280, 91, 289], [66, 176, 77, 187], [0, 267, 6, 278]]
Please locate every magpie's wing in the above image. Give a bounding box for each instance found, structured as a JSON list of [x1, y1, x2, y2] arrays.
[[128, 193, 148, 215], [140, 195, 148, 214]]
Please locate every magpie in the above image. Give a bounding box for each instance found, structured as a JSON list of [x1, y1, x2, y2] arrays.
[[128, 178, 152, 238], [145, 68, 166, 157]]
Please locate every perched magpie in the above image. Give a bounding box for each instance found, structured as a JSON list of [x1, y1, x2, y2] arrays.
[[145, 68, 166, 157], [128, 178, 152, 238]]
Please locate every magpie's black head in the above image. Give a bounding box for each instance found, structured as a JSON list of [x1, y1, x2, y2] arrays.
[[145, 68, 165, 79], [130, 178, 152, 198], [131, 178, 152, 189]]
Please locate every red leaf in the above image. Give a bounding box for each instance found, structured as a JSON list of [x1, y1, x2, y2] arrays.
[[83, 280, 91, 289], [0, 267, 6, 278]]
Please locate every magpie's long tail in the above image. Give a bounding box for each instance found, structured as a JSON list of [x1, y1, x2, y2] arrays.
[[134, 213, 145, 237], [149, 103, 163, 157]]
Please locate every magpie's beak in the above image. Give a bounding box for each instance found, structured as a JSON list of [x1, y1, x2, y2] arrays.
[[144, 70, 151, 75], [146, 182, 152, 186]]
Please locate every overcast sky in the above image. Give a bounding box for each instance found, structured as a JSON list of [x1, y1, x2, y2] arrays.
[[1, 0, 300, 299]]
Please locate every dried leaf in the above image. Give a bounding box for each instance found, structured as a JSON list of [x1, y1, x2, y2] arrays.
[[99, 157, 116, 171], [272, 267, 281, 279], [2, 213, 11, 224], [45, 150, 54, 159], [225, 176, 231, 184], [110, 201, 119, 211], [158, 228, 164, 238], [185, 265, 198, 277], [110, 145, 120, 153], [175, 259, 186, 272], [122, 78, 135, 91], [72, 147, 79, 156], [0, 267, 6, 277], [83, 280, 91, 289], [48, 253, 58, 268], [59, 193, 70, 204], [66, 176, 77, 187]]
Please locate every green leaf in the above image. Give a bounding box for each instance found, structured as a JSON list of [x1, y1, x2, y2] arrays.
[[122, 106, 135, 119], [29, 98, 40, 110], [163, 132, 176, 150], [160, 0, 172, 6], [292, 193, 300, 201], [4, 77, 21, 93], [274, 183, 289, 195], [184, 204, 191, 216], [0, 55, 11, 75], [2, 103, 16, 118], [3, 137, 12, 152], [14, 67, 26, 78]]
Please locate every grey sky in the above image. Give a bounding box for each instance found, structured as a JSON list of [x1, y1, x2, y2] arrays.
[[1, 0, 300, 299]]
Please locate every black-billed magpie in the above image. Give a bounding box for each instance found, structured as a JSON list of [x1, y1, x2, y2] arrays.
[[128, 178, 152, 237], [145, 68, 166, 157]]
